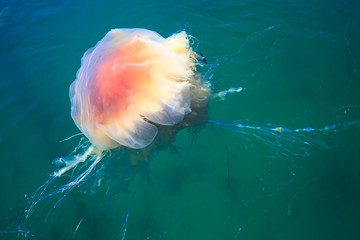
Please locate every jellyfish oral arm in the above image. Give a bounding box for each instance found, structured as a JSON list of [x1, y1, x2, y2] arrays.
[[53, 145, 99, 177]]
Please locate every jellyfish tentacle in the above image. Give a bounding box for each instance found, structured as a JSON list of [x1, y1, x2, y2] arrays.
[[209, 119, 360, 157], [212, 86, 243, 101], [16, 142, 106, 236]]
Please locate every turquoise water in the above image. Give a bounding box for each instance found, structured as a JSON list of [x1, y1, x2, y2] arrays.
[[1, 0, 360, 239]]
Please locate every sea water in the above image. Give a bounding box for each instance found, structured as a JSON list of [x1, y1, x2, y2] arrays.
[[0, 0, 359, 239]]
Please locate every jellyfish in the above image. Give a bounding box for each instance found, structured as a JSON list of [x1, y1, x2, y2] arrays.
[[12, 28, 360, 239], [11, 29, 212, 238], [70, 28, 210, 150], [48, 29, 210, 179]]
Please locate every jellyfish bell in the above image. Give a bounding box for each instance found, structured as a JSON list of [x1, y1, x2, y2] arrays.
[[70, 28, 211, 151]]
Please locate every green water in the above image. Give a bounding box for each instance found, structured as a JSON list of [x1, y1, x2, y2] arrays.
[[1, 0, 360, 239]]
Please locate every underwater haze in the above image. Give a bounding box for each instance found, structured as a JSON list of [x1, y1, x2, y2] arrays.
[[1, 0, 360, 239]]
